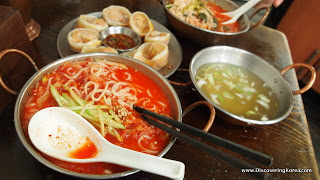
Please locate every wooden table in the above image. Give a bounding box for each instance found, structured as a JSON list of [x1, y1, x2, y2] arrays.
[[1, 0, 318, 179]]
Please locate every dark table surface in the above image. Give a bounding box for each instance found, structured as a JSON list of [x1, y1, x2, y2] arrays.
[[1, 0, 319, 179]]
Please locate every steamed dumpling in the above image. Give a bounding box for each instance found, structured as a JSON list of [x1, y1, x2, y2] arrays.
[[133, 42, 169, 70], [81, 46, 118, 54], [102, 5, 131, 26], [75, 14, 109, 33], [67, 28, 101, 53], [144, 31, 170, 44], [129, 11, 154, 37]]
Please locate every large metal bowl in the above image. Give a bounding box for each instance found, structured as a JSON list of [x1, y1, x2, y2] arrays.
[[162, 0, 266, 46], [14, 52, 182, 179], [189, 46, 316, 126]]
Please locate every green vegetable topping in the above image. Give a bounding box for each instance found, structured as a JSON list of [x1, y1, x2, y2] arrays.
[[50, 85, 125, 133], [223, 26, 230, 31], [199, 13, 207, 22], [246, 111, 256, 115]]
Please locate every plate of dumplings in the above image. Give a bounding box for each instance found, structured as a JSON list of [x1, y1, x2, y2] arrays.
[[57, 5, 182, 78]]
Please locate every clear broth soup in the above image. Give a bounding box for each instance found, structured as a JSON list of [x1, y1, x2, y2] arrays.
[[195, 62, 278, 121]]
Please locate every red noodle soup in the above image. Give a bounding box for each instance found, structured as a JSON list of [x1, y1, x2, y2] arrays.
[[167, 0, 240, 33], [23, 57, 172, 174]]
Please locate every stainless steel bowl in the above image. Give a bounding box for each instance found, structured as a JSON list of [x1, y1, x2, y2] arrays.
[[162, 0, 265, 46], [14, 53, 182, 179], [189, 46, 314, 126], [100, 26, 141, 52]]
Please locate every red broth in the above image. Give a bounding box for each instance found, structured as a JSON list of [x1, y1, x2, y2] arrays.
[[23, 57, 172, 174], [206, 2, 239, 32], [69, 137, 98, 159]]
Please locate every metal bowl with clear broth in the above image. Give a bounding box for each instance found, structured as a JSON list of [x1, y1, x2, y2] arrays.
[[14, 52, 182, 179], [189, 46, 316, 126]]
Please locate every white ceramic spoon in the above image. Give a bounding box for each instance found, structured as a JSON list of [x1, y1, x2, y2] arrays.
[[221, 0, 261, 25], [28, 107, 185, 180]]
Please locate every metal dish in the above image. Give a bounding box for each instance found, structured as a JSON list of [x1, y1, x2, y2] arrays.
[[57, 12, 182, 78], [162, 0, 269, 46], [14, 52, 182, 179], [189, 46, 316, 126], [100, 26, 141, 52]]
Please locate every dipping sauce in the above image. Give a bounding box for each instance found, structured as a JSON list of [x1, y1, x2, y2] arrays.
[[103, 34, 136, 50], [195, 62, 278, 120]]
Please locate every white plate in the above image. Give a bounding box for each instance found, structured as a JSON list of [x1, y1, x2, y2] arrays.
[[57, 12, 182, 78]]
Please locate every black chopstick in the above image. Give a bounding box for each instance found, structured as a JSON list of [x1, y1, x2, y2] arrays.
[[141, 115, 269, 180], [134, 105, 273, 167]]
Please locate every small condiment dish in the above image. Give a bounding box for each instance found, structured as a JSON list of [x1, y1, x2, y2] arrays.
[[100, 26, 141, 52]]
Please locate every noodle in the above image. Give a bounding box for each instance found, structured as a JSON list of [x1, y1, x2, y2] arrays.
[[23, 57, 173, 175], [167, 0, 239, 32], [63, 67, 89, 79], [124, 72, 131, 81], [70, 86, 82, 98], [110, 72, 119, 81], [147, 89, 152, 97], [64, 79, 75, 86], [138, 135, 159, 154]]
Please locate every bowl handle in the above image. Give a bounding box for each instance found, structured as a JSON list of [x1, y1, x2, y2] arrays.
[[249, 7, 270, 30], [0, 49, 38, 95], [167, 68, 192, 86], [182, 101, 215, 132], [280, 63, 316, 95]]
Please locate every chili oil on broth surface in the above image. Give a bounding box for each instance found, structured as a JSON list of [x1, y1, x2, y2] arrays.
[[195, 62, 278, 121], [22, 57, 172, 175]]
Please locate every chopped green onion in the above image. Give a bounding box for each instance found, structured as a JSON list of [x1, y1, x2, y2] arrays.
[[165, 4, 174, 8], [246, 111, 256, 115], [42, 76, 48, 83], [223, 26, 230, 31], [217, 94, 224, 103], [199, 13, 207, 22]]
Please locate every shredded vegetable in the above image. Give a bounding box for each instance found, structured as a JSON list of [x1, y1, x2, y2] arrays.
[[195, 62, 278, 120], [50, 85, 125, 141]]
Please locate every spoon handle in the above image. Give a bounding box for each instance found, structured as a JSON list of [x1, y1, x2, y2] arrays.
[[99, 143, 185, 180], [222, 0, 261, 24], [225, 0, 261, 16]]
